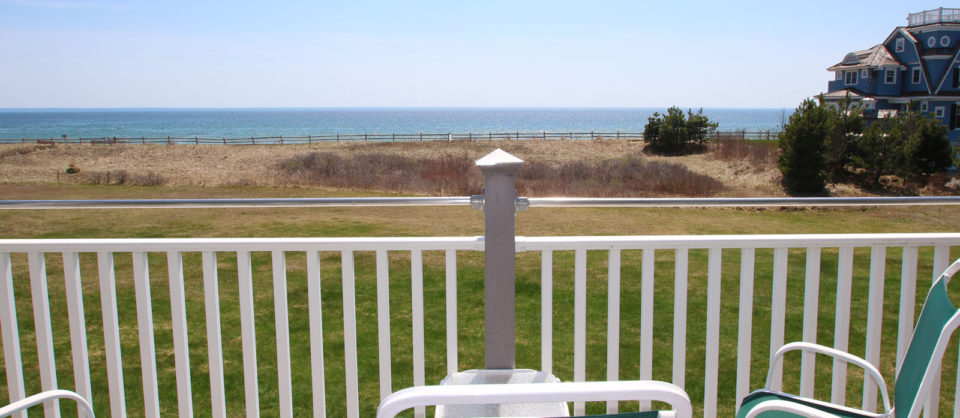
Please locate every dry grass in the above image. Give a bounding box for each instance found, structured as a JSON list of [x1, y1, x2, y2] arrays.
[[0, 139, 785, 196]]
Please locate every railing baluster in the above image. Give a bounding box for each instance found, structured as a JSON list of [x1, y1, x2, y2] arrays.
[[342, 250, 360, 418], [306, 251, 326, 418], [927, 246, 951, 417], [896, 246, 919, 369], [704, 248, 722, 418], [573, 248, 587, 416], [166, 252, 193, 418], [28, 252, 60, 418], [735, 248, 756, 412], [237, 250, 260, 418], [862, 246, 886, 412], [272, 251, 293, 418], [769, 248, 789, 392], [97, 252, 126, 417], [606, 248, 621, 414], [63, 252, 93, 410], [639, 249, 654, 411], [131, 252, 161, 418], [376, 250, 392, 401], [202, 252, 227, 418], [672, 249, 688, 389], [800, 247, 821, 398], [541, 250, 553, 375], [0, 253, 25, 418], [445, 250, 458, 376], [411, 250, 426, 418], [831, 247, 854, 405]]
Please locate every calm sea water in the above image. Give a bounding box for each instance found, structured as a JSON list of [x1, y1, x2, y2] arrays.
[[0, 108, 790, 139]]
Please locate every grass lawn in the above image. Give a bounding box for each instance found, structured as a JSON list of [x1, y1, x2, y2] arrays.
[[0, 185, 958, 417]]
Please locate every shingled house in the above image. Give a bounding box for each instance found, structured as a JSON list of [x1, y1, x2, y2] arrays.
[[824, 7, 960, 143]]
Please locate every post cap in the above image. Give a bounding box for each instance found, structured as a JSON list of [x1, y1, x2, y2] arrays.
[[476, 149, 524, 168]]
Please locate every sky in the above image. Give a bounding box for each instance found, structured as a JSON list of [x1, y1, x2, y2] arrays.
[[0, 0, 951, 108]]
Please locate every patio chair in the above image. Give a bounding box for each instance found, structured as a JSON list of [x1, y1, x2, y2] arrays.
[[377, 378, 692, 418], [0, 389, 94, 418], [737, 257, 960, 418]]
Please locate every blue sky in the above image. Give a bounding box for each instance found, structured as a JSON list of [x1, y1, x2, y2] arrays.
[[0, 1, 949, 108]]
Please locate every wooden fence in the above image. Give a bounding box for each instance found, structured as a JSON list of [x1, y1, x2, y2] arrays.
[[0, 130, 781, 145]]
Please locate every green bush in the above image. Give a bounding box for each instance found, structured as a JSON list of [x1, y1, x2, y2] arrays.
[[778, 98, 832, 194], [643, 107, 717, 155]]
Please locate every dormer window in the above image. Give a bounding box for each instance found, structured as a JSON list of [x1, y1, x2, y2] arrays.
[[912, 68, 922, 84], [895, 38, 905, 52], [845, 71, 859, 85]]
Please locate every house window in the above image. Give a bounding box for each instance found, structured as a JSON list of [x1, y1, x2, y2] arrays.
[[928, 36, 937, 48], [921, 102, 929, 112], [861, 68, 869, 78], [935, 106, 945, 118], [885, 69, 896, 84], [845, 71, 858, 85], [912, 68, 921, 84], [954, 104, 960, 129], [942, 36, 952, 47], [896, 38, 905, 52]]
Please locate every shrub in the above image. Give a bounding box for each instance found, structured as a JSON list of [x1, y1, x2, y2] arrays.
[[778, 98, 832, 194], [644, 107, 717, 155], [824, 95, 864, 181]]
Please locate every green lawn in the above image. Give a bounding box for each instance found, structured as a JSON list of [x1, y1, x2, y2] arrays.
[[0, 185, 958, 417]]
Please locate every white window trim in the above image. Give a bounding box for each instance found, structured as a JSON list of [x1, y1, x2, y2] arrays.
[[836, 71, 842, 80], [928, 36, 937, 48], [942, 35, 951, 47], [884, 69, 897, 84], [845, 70, 859, 85], [896, 38, 905, 52], [861, 68, 870, 78], [912, 68, 922, 84], [921, 102, 929, 112], [935, 106, 945, 118]]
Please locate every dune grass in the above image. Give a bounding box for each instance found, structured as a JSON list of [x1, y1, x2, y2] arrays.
[[0, 185, 958, 417]]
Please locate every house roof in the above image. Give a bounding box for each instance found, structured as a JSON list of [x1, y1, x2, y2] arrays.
[[821, 89, 868, 100], [826, 45, 901, 71]]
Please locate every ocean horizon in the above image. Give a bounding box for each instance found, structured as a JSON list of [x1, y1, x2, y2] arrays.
[[0, 107, 792, 140]]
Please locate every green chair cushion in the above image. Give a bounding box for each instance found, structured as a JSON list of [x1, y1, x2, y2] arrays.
[[736, 390, 874, 418]]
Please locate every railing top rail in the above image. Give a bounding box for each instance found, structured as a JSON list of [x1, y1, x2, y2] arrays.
[[1, 196, 959, 210], [526, 196, 960, 207], [0, 196, 473, 209], [0, 236, 486, 252]]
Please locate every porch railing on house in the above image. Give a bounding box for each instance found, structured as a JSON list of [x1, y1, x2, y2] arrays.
[[2, 151, 960, 418]]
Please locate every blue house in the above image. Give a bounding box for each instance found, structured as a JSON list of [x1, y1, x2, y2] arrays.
[[823, 7, 960, 143]]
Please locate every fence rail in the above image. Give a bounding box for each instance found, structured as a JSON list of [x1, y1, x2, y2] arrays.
[[0, 130, 782, 145], [1, 234, 958, 417]]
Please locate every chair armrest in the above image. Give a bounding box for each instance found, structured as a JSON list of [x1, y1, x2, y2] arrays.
[[767, 341, 891, 413], [0, 390, 94, 418], [743, 399, 847, 418], [376, 380, 692, 418]]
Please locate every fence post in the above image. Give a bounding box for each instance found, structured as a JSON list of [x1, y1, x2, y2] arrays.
[[476, 149, 523, 369]]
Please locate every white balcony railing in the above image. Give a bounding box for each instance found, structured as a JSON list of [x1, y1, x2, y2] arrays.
[[908, 8, 960, 26], [1, 234, 959, 417]]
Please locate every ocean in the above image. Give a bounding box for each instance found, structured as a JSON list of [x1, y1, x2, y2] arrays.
[[0, 108, 790, 140]]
